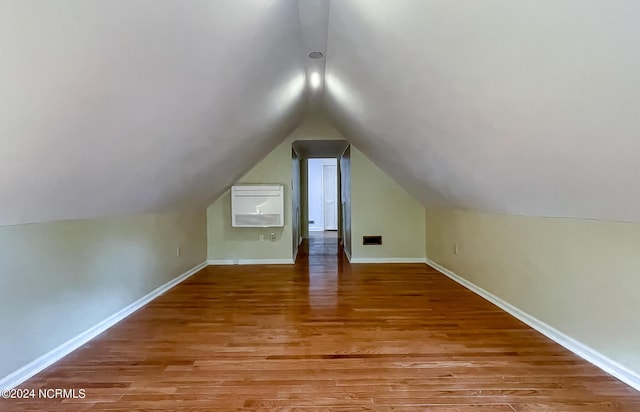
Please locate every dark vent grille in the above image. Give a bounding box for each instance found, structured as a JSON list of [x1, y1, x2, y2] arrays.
[[363, 236, 382, 245]]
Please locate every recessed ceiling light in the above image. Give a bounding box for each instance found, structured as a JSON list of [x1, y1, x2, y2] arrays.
[[308, 51, 324, 59], [309, 72, 321, 88]]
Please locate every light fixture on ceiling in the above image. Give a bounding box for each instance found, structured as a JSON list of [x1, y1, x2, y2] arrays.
[[309, 72, 321, 89], [308, 51, 324, 59]]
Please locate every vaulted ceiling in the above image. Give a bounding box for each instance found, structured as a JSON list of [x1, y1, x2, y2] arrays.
[[325, 0, 640, 223], [0, 1, 307, 225], [2, 0, 640, 226]]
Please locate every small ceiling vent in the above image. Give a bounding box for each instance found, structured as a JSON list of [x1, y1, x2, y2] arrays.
[[308, 51, 324, 59]]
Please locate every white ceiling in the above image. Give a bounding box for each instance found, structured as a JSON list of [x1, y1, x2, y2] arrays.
[[3, 1, 640, 225], [292, 139, 349, 158], [297, 0, 330, 107], [0, 0, 307, 225], [325, 0, 640, 222]]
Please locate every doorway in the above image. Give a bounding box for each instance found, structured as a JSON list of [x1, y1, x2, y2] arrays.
[[291, 139, 350, 262], [307, 158, 338, 235]]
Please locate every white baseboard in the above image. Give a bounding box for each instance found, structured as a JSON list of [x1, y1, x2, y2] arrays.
[[0, 261, 208, 391], [425, 258, 640, 392], [208, 258, 294, 265], [349, 257, 426, 264]]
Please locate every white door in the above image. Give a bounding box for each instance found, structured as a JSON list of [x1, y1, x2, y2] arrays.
[[323, 164, 337, 230]]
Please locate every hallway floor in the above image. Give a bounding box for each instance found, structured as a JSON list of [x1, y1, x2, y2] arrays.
[[2, 235, 639, 410]]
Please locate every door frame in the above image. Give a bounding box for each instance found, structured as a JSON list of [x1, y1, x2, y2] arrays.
[[322, 162, 338, 231]]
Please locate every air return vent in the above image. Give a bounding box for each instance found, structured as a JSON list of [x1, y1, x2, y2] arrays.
[[235, 214, 281, 227], [362, 236, 382, 245]]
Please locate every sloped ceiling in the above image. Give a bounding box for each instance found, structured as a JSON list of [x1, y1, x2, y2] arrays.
[[324, 0, 640, 222], [4, 1, 640, 226], [0, 0, 307, 226]]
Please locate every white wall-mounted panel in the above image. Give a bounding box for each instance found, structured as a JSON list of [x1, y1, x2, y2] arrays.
[[231, 185, 284, 227]]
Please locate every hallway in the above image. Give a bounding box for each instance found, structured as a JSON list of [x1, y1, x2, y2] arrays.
[[2, 241, 639, 410], [300, 231, 339, 257]]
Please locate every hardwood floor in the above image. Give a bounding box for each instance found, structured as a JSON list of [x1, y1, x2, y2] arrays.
[[2, 235, 639, 410]]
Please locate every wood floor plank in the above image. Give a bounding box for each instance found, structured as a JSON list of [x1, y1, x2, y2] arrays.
[[1, 235, 638, 410]]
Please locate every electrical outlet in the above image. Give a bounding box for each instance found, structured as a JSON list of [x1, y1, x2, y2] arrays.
[[270, 232, 276, 241], [259, 234, 264, 242], [454, 243, 459, 255], [176, 245, 181, 257]]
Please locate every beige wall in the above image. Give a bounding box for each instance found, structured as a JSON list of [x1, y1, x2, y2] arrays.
[[207, 113, 426, 263], [0, 209, 207, 379], [425, 208, 640, 376], [207, 139, 294, 262], [207, 112, 345, 262], [350, 147, 425, 261]]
